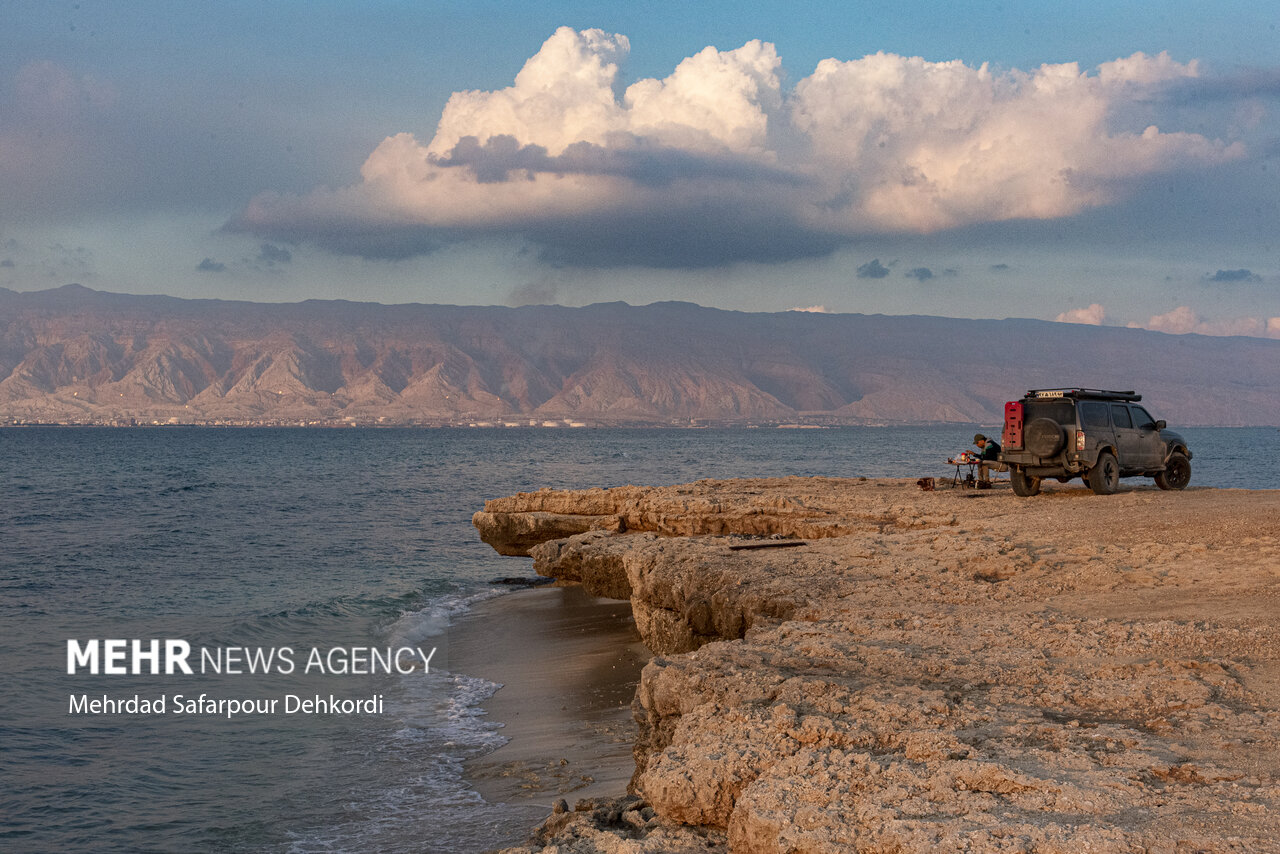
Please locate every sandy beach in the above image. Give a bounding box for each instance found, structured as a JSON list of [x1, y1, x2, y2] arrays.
[[452, 585, 650, 807], [472, 477, 1280, 853]]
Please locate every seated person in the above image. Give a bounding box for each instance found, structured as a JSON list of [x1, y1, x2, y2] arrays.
[[973, 433, 1003, 486]]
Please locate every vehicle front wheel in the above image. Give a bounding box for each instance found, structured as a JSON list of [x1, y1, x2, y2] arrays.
[[1155, 452, 1191, 490], [1010, 466, 1042, 496], [1088, 451, 1120, 495]]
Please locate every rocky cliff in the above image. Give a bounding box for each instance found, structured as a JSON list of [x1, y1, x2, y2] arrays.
[[4, 285, 1280, 425], [474, 478, 1280, 853]]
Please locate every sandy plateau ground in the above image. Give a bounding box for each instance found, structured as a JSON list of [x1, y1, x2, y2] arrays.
[[472, 478, 1280, 853]]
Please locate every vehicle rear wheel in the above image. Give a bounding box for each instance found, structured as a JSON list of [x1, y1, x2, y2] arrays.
[[1088, 451, 1120, 495], [1010, 466, 1042, 496], [1024, 418, 1064, 456], [1154, 452, 1191, 490]]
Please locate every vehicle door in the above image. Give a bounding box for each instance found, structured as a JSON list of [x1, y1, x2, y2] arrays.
[[1110, 403, 1147, 472], [1128, 405, 1166, 470]]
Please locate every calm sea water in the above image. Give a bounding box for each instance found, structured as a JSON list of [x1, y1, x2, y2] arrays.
[[1, 426, 1274, 853]]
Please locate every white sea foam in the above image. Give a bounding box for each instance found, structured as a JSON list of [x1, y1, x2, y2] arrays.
[[379, 587, 504, 650], [281, 629, 521, 854]]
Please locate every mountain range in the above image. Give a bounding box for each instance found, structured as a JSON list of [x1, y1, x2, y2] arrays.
[[2, 285, 1277, 426]]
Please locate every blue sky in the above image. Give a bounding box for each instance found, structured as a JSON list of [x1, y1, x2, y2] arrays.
[[2, 1, 1278, 337]]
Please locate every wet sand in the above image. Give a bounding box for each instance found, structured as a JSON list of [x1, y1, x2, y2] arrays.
[[451, 585, 649, 808]]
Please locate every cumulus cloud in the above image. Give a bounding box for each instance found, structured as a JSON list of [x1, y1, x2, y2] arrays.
[[196, 258, 227, 273], [429, 134, 801, 188], [856, 258, 891, 279], [905, 267, 934, 282], [1056, 303, 1106, 324], [233, 28, 1245, 267], [1205, 268, 1261, 283], [1131, 306, 1280, 338]]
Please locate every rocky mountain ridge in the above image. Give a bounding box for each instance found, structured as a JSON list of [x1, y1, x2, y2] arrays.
[[2, 284, 1277, 425]]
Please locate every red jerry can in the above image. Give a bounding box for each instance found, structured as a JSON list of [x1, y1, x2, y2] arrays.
[[1002, 400, 1024, 450]]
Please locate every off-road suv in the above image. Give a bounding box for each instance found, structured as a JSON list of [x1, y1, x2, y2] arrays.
[[999, 389, 1192, 496]]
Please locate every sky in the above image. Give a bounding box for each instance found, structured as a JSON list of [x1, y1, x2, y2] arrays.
[[2, 0, 1278, 337]]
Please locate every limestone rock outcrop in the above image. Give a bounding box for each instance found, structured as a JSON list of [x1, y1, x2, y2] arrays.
[[478, 478, 1280, 853]]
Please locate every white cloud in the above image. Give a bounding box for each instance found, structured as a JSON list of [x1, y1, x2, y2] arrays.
[[426, 29, 631, 158], [1055, 303, 1106, 325], [623, 40, 782, 154], [235, 30, 1245, 266], [791, 51, 1235, 232], [1131, 306, 1280, 338], [1095, 51, 1199, 86], [422, 28, 783, 159], [788, 305, 828, 313]]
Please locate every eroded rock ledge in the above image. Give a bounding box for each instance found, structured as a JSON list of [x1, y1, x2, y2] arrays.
[[474, 478, 1280, 853]]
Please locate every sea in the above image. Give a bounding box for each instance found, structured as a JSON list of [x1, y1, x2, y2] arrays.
[[2, 426, 1276, 854]]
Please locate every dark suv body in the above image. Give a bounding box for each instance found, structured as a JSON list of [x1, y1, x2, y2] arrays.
[[999, 389, 1192, 496]]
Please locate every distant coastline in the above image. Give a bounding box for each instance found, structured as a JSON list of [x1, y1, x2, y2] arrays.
[[4, 285, 1280, 427]]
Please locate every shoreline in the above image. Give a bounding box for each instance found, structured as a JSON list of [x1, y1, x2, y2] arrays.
[[473, 477, 1280, 853], [450, 585, 648, 809]]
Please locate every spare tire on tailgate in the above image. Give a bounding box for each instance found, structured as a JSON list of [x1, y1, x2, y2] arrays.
[[1024, 417, 1064, 456]]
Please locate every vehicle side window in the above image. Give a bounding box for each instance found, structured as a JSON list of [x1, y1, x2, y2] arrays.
[[1111, 404, 1133, 428], [1080, 401, 1109, 428], [1130, 406, 1155, 428]]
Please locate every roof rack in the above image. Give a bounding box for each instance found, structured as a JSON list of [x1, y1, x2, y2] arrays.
[[1024, 388, 1141, 402]]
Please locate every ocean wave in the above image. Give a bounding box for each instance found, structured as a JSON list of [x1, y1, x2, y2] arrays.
[[378, 588, 504, 650]]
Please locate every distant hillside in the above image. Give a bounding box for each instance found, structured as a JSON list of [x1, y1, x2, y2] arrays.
[[1, 285, 1277, 426]]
